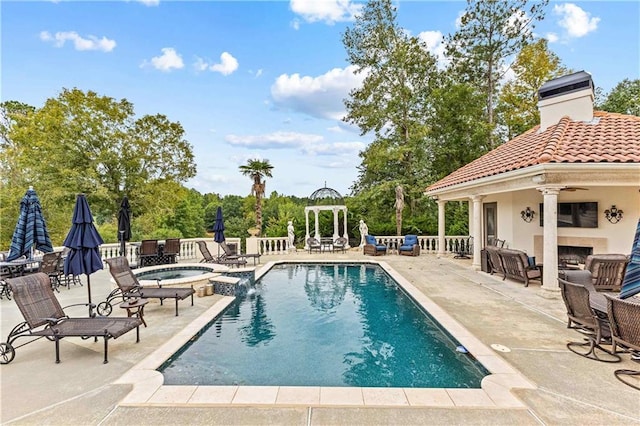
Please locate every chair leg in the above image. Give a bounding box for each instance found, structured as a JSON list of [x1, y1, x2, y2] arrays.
[[103, 338, 109, 364], [614, 369, 640, 390], [175, 298, 179, 316], [566, 337, 621, 363], [55, 338, 61, 364]]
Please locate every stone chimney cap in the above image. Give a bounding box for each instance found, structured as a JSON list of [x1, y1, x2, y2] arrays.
[[538, 71, 593, 101]]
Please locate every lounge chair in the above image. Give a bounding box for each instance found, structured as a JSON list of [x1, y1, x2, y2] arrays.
[[333, 237, 348, 253], [307, 237, 322, 254], [363, 235, 387, 256], [197, 241, 247, 268], [398, 235, 420, 256], [99, 257, 195, 317], [162, 238, 181, 264], [605, 294, 640, 389], [139, 239, 159, 267], [558, 278, 620, 363], [1, 273, 141, 364], [220, 241, 261, 265], [584, 254, 629, 292]]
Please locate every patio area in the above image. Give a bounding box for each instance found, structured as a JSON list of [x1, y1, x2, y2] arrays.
[[1, 251, 638, 425]]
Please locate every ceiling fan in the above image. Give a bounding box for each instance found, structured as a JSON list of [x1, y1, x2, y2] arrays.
[[561, 186, 588, 192]]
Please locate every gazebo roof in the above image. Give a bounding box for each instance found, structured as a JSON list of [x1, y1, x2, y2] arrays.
[[308, 184, 344, 205]]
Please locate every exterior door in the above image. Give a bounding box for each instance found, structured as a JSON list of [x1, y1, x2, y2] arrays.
[[483, 202, 497, 246]]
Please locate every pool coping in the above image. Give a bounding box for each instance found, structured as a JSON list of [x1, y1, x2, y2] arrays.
[[114, 260, 536, 408]]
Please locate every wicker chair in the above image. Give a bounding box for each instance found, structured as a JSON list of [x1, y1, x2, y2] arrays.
[[363, 235, 387, 256], [333, 237, 348, 253], [197, 241, 246, 268], [307, 238, 322, 254], [1, 273, 141, 364], [498, 248, 542, 287], [485, 245, 505, 278], [39, 251, 63, 292], [585, 254, 630, 292], [220, 241, 261, 265], [98, 257, 194, 317], [558, 277, 620, 362], [398, 235, 420, 256], [162, 238, 181, 264], [139, 239, 159, 268], [605, 294, 640, 390]]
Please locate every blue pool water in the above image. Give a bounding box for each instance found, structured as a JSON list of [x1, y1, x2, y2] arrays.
[[159, 263, 488, 388], [135, 266, 213, 281]]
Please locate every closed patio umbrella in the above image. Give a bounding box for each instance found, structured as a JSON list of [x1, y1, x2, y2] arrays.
[[620, 218, 640, 299], [6, 187, 53, 261], [117, 196, 131, 256], [63, 194, 104, 316], [213, 206, 225, 256]]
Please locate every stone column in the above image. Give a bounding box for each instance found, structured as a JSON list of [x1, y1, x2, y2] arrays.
[[332, 207, 339, 240], [471, 195, 485, 270], [342, 207, 350, 248], [437, 199, 446, 258], [314, 208, 320, 240], [304, 207, 311, 250], [539, 186, 562, 291]]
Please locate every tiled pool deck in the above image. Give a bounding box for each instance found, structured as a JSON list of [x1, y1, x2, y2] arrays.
[[1, 251, 639, 425]]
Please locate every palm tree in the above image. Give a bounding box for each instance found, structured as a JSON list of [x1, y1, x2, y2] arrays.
[[239, 158, 273, 236]]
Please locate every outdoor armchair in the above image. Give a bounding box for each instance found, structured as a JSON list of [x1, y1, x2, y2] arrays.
[[162, 238, 181, 264], [363, 235, 387, 256], [99, 257, 194, 317], [398, 235, 420, 256], [139, 239, 159, 268], [584, 254, 629, 292], [1, 273, 141, 364], [307, 237, 322, 254], [333, 237, 348, 253], [605, 294, 640, 389]]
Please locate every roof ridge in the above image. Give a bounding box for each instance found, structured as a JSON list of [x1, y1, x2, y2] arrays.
[[538, 116, 570, 163]]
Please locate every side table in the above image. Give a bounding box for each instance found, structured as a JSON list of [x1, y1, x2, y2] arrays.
[[119, 298, 149, 327]]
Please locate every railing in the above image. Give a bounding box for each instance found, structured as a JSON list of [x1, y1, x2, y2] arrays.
[[373, 235, 471, 254], [256, 237, 289, 255]]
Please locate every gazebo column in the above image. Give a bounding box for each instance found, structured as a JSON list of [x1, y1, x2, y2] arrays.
[[314, 208, 320, 240], [332, 207, 339, 240], [539, 186, 562, 291], [437, 199, 446, 258], [342, 207, 350, 247], [304, 208, 311, 250], [471, 195, 484, 270]]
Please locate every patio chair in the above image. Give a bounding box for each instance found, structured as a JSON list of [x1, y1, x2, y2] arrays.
[[605, 294, 640, 390], [585, 254, 629, 292], [99, 257, 194, 317], [139, 239, 159, 268], [197, 241, 247, 268], [39, 251, 63, 292], [162, 238, 181, 264], [333, 237, 348, 253], [558, 278, 620, 363], [220, 241, 261, 265], [398, 235, 420, 256], [307, 237, 322, 254], [485, 245, 505, 278], [363, 235, 387, 256], [57, 247, 82, 289], [1, 273, 142, 364]]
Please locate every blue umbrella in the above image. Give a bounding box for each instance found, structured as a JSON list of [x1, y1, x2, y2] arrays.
[[213, 206, 225, 257], [63, 194, 104, 314], [6, 187, 53, 261], [620, 218, 640, 299]]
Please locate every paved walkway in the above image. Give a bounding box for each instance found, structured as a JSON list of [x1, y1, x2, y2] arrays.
[[1, 252, 638, 425]]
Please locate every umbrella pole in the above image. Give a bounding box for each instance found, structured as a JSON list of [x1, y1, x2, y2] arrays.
[[119, 231, 125, 257], [86, 274, 95, 317]]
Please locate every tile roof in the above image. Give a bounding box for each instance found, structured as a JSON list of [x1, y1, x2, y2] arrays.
[[426, 111, 640, 192]]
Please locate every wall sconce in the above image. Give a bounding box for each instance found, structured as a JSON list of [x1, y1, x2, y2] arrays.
[[520, 207, 535, 223], [604, 205, 623, 224]]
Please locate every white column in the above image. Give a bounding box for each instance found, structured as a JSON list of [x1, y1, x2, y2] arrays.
[[314, 208, 320, 239], [437, 199, 446, 258], [539, 186, 562, 291], [332, 207, 339, 240], [304, 207, 310, 250], [471, 195, 485, 270], [342, 207, 350, 248]]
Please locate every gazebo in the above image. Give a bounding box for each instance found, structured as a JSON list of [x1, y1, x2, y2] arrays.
[[304, 185, 350, 250]]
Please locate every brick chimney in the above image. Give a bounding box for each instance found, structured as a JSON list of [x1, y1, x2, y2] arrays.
[[538, 71, 594, 132]]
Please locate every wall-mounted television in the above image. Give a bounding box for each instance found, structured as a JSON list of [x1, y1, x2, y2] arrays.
[[539, 202, 598, 228]]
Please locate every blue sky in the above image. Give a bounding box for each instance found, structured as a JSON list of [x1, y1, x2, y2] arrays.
[[3, 1, 639, 198]]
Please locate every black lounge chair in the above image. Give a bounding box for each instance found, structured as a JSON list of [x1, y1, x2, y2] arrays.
[[558, 278, 620, 363], [220, 241, 261, 265], [1, 273, 141, 364], [197, 241, 247, 268], [98, 257, 195, 317], [605, 294, 640, 390]]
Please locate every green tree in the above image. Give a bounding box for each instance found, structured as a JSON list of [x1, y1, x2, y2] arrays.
[[445, 0, 548, 149], [598, 79, 640, 116], [496, 39, 569, 140], [239, 158, 274, 236]]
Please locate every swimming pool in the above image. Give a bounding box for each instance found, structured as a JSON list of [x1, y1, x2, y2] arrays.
[[159, 263, 489, 388]]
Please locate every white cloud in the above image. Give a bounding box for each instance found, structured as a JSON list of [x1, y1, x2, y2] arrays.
[[271, 65, 365, 121], [554, 3, 600, 38], [146, 47, 184, 72], [225, 131, 323, 149], [302, 141, 365, 156], [194, 52, 239, 76], [418, 30, 447, 68], [39, 31, 116, 52], [136, 0, 159, 6], [290, 0, 361, 25], [545, 32, 559, 43]]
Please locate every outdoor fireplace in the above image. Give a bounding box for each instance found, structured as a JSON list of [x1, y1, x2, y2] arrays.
[[558, 245, 593, 265]]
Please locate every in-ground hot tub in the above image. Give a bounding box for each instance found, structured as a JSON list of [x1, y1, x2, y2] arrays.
[[133, 263, 229, 288]]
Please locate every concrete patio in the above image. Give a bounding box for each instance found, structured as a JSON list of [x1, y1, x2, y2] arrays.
[[1, 251, 638, 425]]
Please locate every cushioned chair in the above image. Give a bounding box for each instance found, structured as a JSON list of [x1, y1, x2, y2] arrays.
[[398, 235, 420, 256], [307, 238, 322, 254], [363, 235, 387, 256], [585, 254, 630, 292], [498, 248, 542, 287], [605, 294, 640, 389], [485, 245, 505, 278]]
